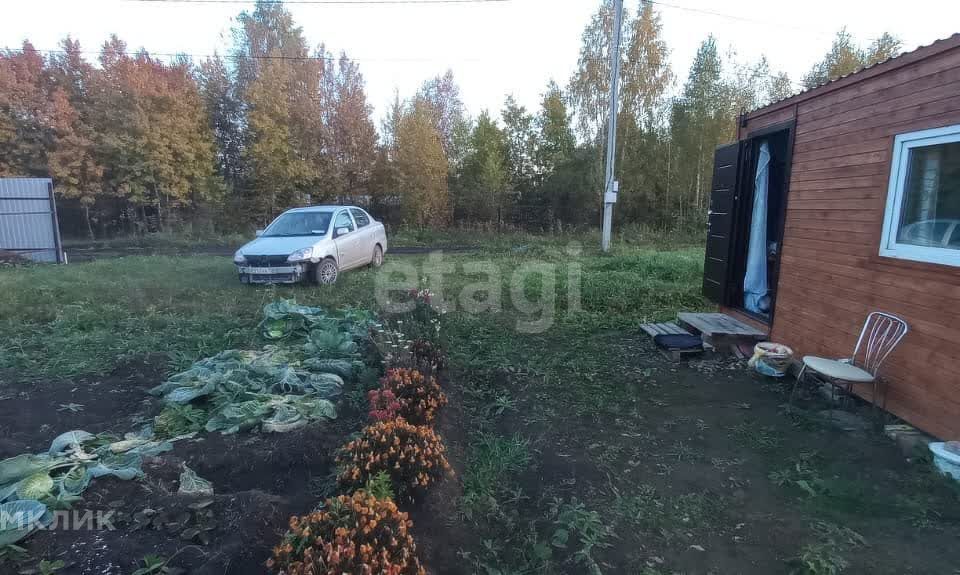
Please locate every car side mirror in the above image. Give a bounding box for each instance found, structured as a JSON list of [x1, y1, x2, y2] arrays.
[[335, 227, 350, 238], [255, 229, 264, 237]]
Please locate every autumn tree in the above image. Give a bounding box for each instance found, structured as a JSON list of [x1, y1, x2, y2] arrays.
[[621, 1, 671, 129], [45, 38, 104, 237], [415, 70, 468, 164], [233, 0, 325, 223], [87, 38, 221, 232], [802, 28, 902, 89], [0, 42, 50, 177], [615, 1, 672, 227], [866, 32, 903, 65], [535, 81, 576, 182], [324, 52, 378, 203], [766, 71, 795, 104], [569, 0, 628, 144], [244, 55, 314, 221], [395, 99, 450, 228]]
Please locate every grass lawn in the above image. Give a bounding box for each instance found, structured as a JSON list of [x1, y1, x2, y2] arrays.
[[1, 235, 958, 574]]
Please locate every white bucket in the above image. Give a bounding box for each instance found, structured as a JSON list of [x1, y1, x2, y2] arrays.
[[929, 442, 960, 481]]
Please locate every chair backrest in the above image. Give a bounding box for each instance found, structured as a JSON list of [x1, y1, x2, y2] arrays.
[[851, 312, 908, 376]]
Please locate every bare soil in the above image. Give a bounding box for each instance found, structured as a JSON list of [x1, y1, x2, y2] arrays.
[[411, 332, 960, 575], [2, 333, 958, 574], [0, 357, 364, 574]]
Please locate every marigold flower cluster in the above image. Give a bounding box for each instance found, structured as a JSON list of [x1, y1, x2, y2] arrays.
[[374, 368, 447, 426], [337, 419, 451, 499], [267, 491, 425, 575]]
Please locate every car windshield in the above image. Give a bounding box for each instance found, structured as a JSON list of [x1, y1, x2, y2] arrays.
[[262, 212, 332, 237]]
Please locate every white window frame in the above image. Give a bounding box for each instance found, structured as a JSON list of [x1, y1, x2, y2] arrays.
[[880, 124, 960, 267]]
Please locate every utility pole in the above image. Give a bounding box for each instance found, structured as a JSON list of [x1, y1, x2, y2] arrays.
[[600, 0, 624, 252]]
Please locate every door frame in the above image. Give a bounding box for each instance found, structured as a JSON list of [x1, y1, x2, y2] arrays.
[[728, 119, 796, 326]]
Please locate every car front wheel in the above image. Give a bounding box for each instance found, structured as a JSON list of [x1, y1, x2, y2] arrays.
[[314, 258, 338, 285]]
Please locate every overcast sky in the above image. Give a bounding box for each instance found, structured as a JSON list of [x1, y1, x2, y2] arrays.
[[2, 0, 959, 124]]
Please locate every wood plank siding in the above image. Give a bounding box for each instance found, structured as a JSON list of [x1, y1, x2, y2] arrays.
[[728, 34, 960, 440]]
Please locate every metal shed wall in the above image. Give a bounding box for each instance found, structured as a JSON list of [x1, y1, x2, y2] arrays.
[[0, 178, 63, 263]]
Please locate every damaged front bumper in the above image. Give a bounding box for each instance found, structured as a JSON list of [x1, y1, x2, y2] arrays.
[[237, 263, 308, 284]]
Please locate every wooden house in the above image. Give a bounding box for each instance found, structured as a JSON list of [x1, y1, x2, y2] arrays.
[[704, 34, 960, 439]]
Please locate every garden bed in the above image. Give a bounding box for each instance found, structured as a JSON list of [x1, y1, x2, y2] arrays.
[[3, 245, 959, 574]]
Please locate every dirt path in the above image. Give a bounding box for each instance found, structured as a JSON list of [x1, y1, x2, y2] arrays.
[[62, 243, 475, 262]]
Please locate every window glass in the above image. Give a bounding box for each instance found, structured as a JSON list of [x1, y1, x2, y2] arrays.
[[334, 211, 355, 233], [351, 208, 371, 228], [262, 212, 332, 237], [896, 141, 960, 250], [949, 224, 960, 249]]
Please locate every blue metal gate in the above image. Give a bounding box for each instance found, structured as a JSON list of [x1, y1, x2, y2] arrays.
[[0, 178, 63, 263]]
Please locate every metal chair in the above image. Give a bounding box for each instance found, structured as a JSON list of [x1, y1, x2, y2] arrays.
[[790, 312, 908, 411]]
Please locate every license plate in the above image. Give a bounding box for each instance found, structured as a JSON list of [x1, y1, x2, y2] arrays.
[[246, 267, 274, 274]]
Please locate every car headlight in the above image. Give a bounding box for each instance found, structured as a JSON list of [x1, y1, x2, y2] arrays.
[[233, 250, 246, 264], [287, 247, 314, 262]]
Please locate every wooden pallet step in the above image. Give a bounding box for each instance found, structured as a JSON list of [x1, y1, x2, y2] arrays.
[[677, 312, 766, 339], [639, 322, 692, 337]]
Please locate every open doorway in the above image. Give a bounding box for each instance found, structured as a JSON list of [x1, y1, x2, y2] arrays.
[[730, 126, 792, 324]]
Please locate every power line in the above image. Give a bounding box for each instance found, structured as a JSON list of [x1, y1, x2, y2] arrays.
[[8, 47, 805, 88], [645, 0, 834, 38], [114, 0, 508, 4]]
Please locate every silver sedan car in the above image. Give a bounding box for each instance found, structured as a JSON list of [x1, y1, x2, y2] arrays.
[[233, 205, 387, 284]]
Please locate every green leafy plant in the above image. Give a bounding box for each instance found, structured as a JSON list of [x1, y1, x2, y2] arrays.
[[0, 544, 28, 565], [303, 330, 359, 358], [548, 497, 614, 575], [363, 471, 395, 501], [791, 541, 849, 575], [461, 433, 530, 522], [0, 500, 51, 546], [131, 554, 171, 575], [301, 358, 361, 380], [154, 404, 208, 438], [17, 473, 54, 500], [790, 522, 866, 575], [38, 559, 66, 574], [487, 392, 517, 417], [770, 452, 825, 498], [178, 464, 214, 496]]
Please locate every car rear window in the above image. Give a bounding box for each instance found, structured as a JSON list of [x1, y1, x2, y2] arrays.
[[351, 208, 370, 228]]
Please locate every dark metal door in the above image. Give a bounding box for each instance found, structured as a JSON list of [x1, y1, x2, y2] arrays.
[[702, 142, 741, 304]]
